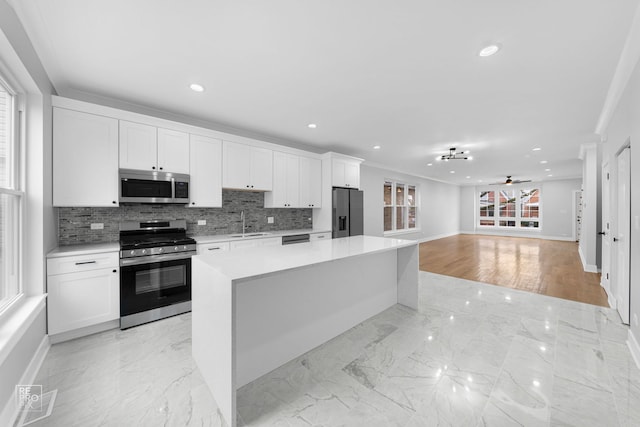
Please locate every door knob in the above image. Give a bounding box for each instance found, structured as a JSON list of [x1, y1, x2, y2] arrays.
[[613, 237, 619, 242], [598, 231, 606, 235]]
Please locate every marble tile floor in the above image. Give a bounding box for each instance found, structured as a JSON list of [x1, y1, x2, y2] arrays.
[[26, 272, 639, 427]]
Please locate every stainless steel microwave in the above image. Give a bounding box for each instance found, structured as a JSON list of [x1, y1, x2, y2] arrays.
[[119, 169, 190, 204]]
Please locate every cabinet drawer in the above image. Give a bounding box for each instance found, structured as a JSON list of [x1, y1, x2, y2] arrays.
[[311, 232, 332, 240], [197, 242, 230, 254], [47, 252, 119, 276]]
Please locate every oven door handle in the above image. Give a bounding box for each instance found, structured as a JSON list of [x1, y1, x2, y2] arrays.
[[120, 251, 196, 267]]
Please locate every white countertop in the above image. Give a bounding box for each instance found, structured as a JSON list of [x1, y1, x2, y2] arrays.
[[47, 242, 121, 258], [194, 229, 331, 244], [46, 229, 332, 257], [194, 235, 417, 281]]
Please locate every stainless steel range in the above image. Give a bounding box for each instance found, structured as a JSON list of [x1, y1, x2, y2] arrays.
[[119, 219, 196, 329]]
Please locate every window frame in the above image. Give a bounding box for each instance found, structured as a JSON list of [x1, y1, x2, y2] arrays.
[[0, 72, 25, 315], [384, 180, 419, 235], [477, 185, 542, 230]]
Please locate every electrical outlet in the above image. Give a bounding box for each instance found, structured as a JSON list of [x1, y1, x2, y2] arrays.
[[198, 220, 206, 226], [90, 223, 104, 230], [634, 313, 638, 327], [267, 217, 274, 224]]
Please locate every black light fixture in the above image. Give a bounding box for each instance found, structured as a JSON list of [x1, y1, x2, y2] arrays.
[[437, 147, 471, 161]]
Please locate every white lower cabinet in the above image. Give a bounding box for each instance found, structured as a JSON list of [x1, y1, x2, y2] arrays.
[[197, 241, 230, 254], [47, 252, 120, 336]]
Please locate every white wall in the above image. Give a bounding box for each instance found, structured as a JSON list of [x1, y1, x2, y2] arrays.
[[459, 179, 581, 241], [579, 144, 601, 272], [542, 178, 583, 240], [459, 186, 476, 233], [359, 165, 460, 241], [602, 52, 640, 350], [0, 0, 55, 422]]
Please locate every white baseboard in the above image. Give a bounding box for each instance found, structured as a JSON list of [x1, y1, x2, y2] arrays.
[[584, 264, 599, 273], [602, 282, 617, 309], [462, 230, 576, 242], [627, 329, 640, 370], [577, 246, 598, 272], [49, 319, 119, 344], [0, 334, 50, 427]]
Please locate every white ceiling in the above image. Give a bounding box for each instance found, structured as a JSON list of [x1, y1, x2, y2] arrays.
[[11, 0, 639, 185]]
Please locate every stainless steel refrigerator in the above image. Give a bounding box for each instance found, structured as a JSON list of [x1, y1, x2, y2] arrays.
[[332, 187, 364, 238]]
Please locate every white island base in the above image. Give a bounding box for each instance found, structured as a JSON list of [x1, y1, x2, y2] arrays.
[[192, 235, 419, 427]]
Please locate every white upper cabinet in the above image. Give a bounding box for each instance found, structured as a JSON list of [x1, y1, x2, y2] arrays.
[[266, 153, 322, 208], [53, 108, 119, 207], [222, 141, 273, 191], [265, 152, 300, 208], [119, 121, 189, 173], [332, 157, 361, 189], [119, 121, 157, 171], [158, 128, 190, 173], [189, 135, 222, 207], [299, 156, 322, 208]]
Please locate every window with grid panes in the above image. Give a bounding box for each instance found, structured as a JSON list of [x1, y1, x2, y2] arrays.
[[478, 187, 541, 229], [0, 76, 22, 313], [384, 180, 418, 233]]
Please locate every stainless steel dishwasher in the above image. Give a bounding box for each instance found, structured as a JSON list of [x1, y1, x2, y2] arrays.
[[282, 233, 310, 245]]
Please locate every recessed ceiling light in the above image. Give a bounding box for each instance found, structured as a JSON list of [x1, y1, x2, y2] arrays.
[[450, 171, 455, 174], [307, 123, 317, 129], [540, 160, 548, 164], [427, 163, 433, 166], [373, 145, 381, 150], [479, 44, 501, 57], [466, 176, 471, 179], [189, 83, 205, 92], [467, 156, 473, 160], [545, 168, 551, 172], [548, 174, 553, 177], [478, 179, 483, 183], [532, 147, 542, 151]]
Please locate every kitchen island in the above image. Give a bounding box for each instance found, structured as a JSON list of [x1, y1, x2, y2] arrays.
[[191, 235, 419, 427]]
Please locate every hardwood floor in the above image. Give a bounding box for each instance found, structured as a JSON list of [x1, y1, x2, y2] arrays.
[[419, 234, 609, 307]]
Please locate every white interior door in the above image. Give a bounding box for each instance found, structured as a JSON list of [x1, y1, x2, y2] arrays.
[[616, 147, 631, 324], [601, 164, 611, 297]]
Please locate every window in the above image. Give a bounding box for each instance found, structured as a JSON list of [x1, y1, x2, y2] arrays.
[[0, 77, 22, 313], [478, 187, 541, 229], [384, 180, 418, 233], [520, 188, 540, 228]]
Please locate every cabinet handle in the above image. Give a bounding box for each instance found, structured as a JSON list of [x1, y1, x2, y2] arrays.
[[317, 235, 325, 239], [75, 261, 97, 265], [192, 202, 195, 205], [208, 247, 221, 251], [159, 167, 163, 170], [152, 166, 156, 170], [246, 185, 250, 188], [113, 269, 117, 273], [251, 185, 254, 188], [112, 201, 117, 204]]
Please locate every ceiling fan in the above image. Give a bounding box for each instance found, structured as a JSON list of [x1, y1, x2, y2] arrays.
[[489, 176, 532, 186]]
